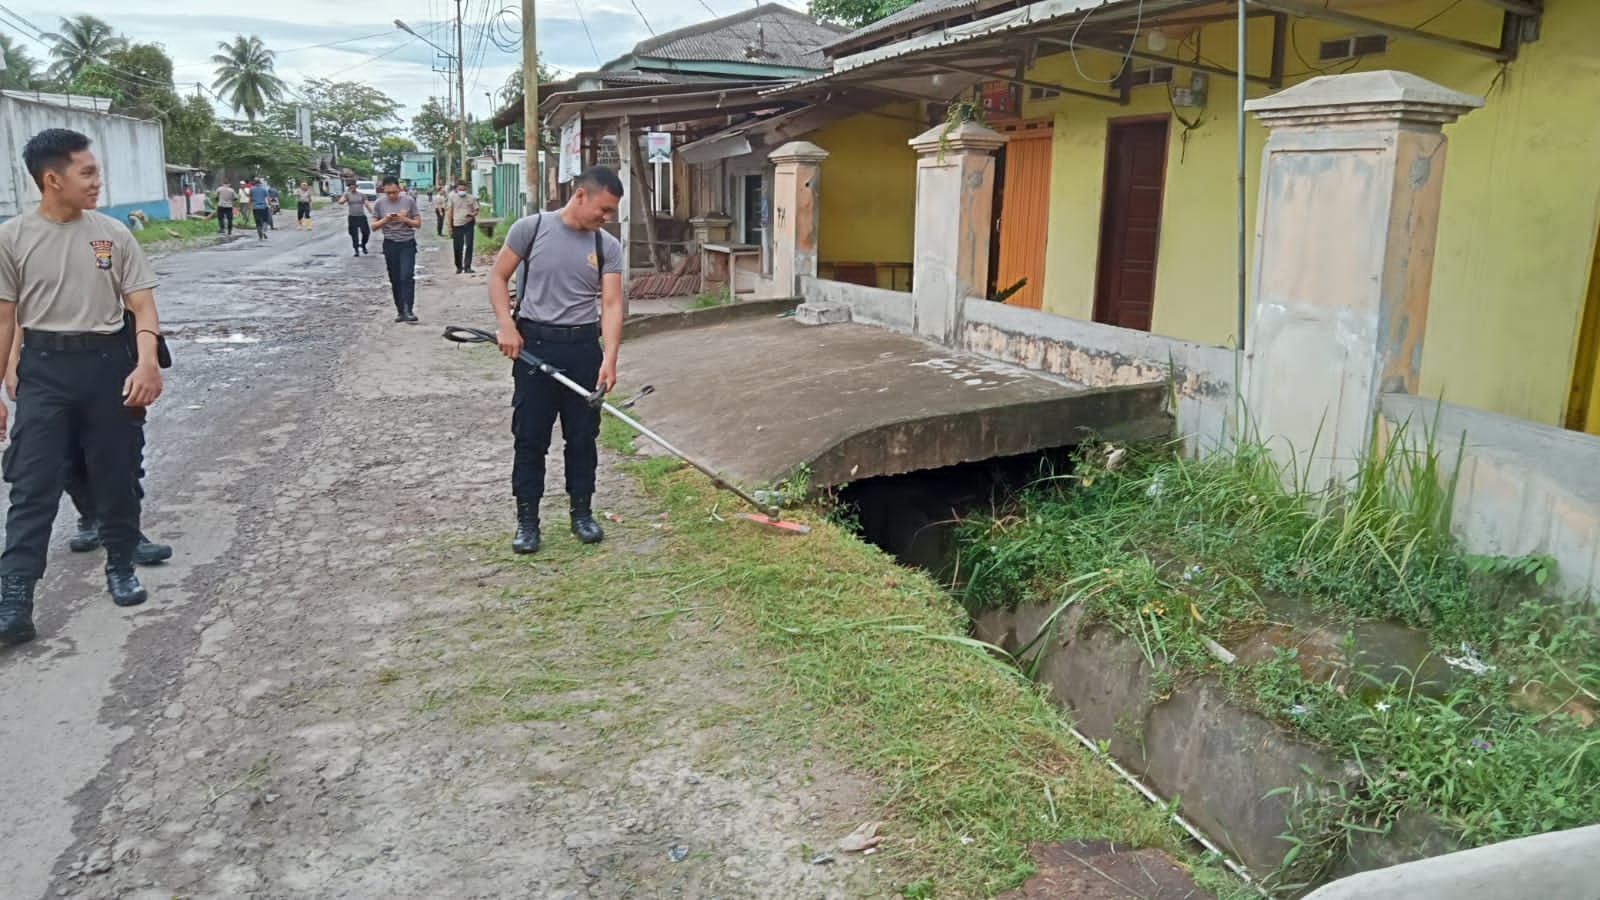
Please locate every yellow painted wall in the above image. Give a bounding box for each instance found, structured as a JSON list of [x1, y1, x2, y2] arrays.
[[811, 103, 921, 290], [1025, 0, 1600, 426]]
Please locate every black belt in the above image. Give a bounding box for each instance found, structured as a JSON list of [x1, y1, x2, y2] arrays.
[[23, 328, 126, 352], [516, 320, 599, 343]]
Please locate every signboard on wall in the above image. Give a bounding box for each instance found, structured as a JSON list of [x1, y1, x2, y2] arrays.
[[645, 131, 672, 164], [558, 115, 582, 183]]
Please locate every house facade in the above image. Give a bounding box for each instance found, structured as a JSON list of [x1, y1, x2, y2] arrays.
[[788, 0, 1598, 435]]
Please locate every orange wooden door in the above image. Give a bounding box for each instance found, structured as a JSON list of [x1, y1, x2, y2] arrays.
[[995, 131, 1053, 310]]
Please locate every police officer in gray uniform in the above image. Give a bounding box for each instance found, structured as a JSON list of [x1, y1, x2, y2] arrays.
[[0, 129, 165, 646], [487, 167, 624, 554]]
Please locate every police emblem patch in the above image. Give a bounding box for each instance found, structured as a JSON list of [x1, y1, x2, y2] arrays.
[[90, 239, 113, 270]]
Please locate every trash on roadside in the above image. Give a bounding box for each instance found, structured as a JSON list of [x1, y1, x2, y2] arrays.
[[667, 844, 689, 862], [1444, 642, 1496, 675], [808, 852, 835, 865], [605, 512, 622, 523], [837, 821, 883, 853]]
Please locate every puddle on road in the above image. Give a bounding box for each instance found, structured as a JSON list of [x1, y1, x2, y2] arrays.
[[191, 333, 262, 344]]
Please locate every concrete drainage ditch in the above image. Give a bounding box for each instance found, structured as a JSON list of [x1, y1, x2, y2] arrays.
[[838, 451, 1470, 894]]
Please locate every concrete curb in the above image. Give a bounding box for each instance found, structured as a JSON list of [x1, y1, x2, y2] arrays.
[[623, 298, 800, 340], [1303, 824, 1600, 900]]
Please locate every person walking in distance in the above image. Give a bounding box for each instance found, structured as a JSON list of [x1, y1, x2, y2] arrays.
[[214, 181, 236, 235], [0, 129, 166, 646], [373, 176, 422, 323], [449, 179, 480, 274], [335, 180, 372, 257], [248, 177, 271, 240], [294, 181, 314, 230], [236, 181, 252, 229], [432, 185, 448, 237], [487, 166, 624, 554]]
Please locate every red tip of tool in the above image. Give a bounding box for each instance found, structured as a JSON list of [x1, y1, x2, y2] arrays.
[[735, 512, 811, 535]]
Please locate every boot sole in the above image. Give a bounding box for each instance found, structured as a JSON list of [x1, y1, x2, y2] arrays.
[[69, 539, 101, 553], [135, 548, 173, 565], [111, 592, 148, 608], [512, 544, 540, 554]]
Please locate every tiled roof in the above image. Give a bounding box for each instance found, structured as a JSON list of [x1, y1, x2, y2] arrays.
[[632, 3, 847, 69]]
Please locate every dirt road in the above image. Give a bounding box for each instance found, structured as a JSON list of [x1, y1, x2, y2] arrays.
[[0, 210, 882, 899]]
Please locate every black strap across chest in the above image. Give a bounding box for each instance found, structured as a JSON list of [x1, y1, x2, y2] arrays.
[[516, 213, 605, 307]]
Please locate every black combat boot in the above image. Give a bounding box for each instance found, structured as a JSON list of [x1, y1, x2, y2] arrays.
[[105, 555, 148, 607], [134, 534, 173, 566], [0, 576, 37, 646], [69, 517, 102, 552], [569, 495, 604, 545], [512, 498, 541, 555]]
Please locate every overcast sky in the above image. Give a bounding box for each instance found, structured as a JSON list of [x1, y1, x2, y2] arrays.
[[5, 0, 810, 124]]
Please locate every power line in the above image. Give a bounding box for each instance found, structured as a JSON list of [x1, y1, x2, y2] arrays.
[[571, 0, 603, 66]]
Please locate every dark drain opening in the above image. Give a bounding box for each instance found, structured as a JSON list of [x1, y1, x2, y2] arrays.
[[834, 447, 1076, 584]]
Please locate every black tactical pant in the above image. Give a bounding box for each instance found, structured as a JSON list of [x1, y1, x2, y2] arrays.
[[1, 334, 142, 579], [216, 207, 233, 234], [452, 223, 475, 270], [65, 414, 147, 521], [382, 239, 417, 314], [347, 215, 370, 252], [511, 323, 602, 503]]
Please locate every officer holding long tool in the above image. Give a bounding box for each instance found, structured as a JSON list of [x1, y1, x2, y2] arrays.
[[0, 128, 165, 646], [487, 166, 624, 555]]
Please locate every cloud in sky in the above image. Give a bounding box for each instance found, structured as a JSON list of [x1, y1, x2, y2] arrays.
[[4, 1, 808, 124]]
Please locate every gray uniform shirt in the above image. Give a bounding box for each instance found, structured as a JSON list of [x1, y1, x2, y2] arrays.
[[373, 194, 420, 243], [508, 212, 623, 325]]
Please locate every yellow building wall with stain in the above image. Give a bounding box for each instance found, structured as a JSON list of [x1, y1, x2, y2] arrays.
[[1024, 0, 1600, 427], [811, 104, 922, 290]]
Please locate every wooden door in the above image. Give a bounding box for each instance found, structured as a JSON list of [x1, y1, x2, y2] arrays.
[[1567, 220, 1600, 433], [1093, 118, 1170, 331], [994, 128, 1053, 309]]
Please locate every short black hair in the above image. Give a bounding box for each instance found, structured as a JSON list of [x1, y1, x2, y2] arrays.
[[578, 166, 624, 200], [456, 179, 469, 187], [381, 174, 400, 187], [23, 128, 91, 189]]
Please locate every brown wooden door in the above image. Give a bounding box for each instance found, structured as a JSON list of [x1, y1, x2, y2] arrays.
[[995, 129, 1053, 309], [1093, 118, 1170, 331]]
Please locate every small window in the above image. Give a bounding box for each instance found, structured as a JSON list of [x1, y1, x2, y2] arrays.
[[1029, 85, 1062, 100], [1127, 66, 1174, 88], [1319, 34, 1388, 62]]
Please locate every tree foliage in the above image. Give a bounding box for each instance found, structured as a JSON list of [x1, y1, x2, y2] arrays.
[[411, 96, 457, 154], [807, 0, 915, 27], [373, 136, 417, 175], [263, 77, 401, 160], [209, 124, 314, 187], [44, 14, 123, 83], [0, 33, 40, 89], [211, 35, 285, 122], [70, 42, 178, 120]]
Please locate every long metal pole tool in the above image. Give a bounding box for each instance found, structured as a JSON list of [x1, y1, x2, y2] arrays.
[[443, 326, 810, 535]]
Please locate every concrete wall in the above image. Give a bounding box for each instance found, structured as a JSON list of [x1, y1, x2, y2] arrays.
[[801, 275, 915, 331], [961, 298, 1236, 453], [1383, 394, 1600, 606], [0, 94, 168, 221], [810, 104, 921, 290], [1021, 0, 1600, 430]]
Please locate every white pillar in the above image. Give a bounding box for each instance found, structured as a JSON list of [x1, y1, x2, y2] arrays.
[[909, 122, 1007, 345], [1244, 71, 1481, 486]]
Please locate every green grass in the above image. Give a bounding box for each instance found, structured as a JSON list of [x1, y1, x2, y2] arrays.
[[477, 216, 512, 257], [688, 287, 733, 310], [398, 441, 1247, 897], [957, 433, 1600, 884], [132, 217, 220, 246]]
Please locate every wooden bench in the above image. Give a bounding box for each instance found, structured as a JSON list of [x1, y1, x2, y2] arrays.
[[475, 216, 503, 239]]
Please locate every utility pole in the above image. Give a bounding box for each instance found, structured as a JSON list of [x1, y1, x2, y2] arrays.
[[522, 0, 540, 213], [456, 0, 469, 182]]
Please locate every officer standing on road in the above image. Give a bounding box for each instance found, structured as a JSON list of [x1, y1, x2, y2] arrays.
[[214, 182, 236, 235], [335, 180, 372, 257], [449, 179, 480, 274], [248, 177, 271, 240], [0, 128, 166, 646], [487, 166, 624, 555], [373, 175, 422, 323], [295, 181, 314, 231]]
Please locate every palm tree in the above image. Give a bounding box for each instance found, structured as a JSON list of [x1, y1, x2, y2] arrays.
[[0, 33, 40, 89], [211, 35, 285, 123], [44, 14, 122, 83]]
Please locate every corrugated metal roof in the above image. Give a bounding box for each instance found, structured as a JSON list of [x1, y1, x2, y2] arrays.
[[821, 0, 980, 53], [632, 3, 847, 68]]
